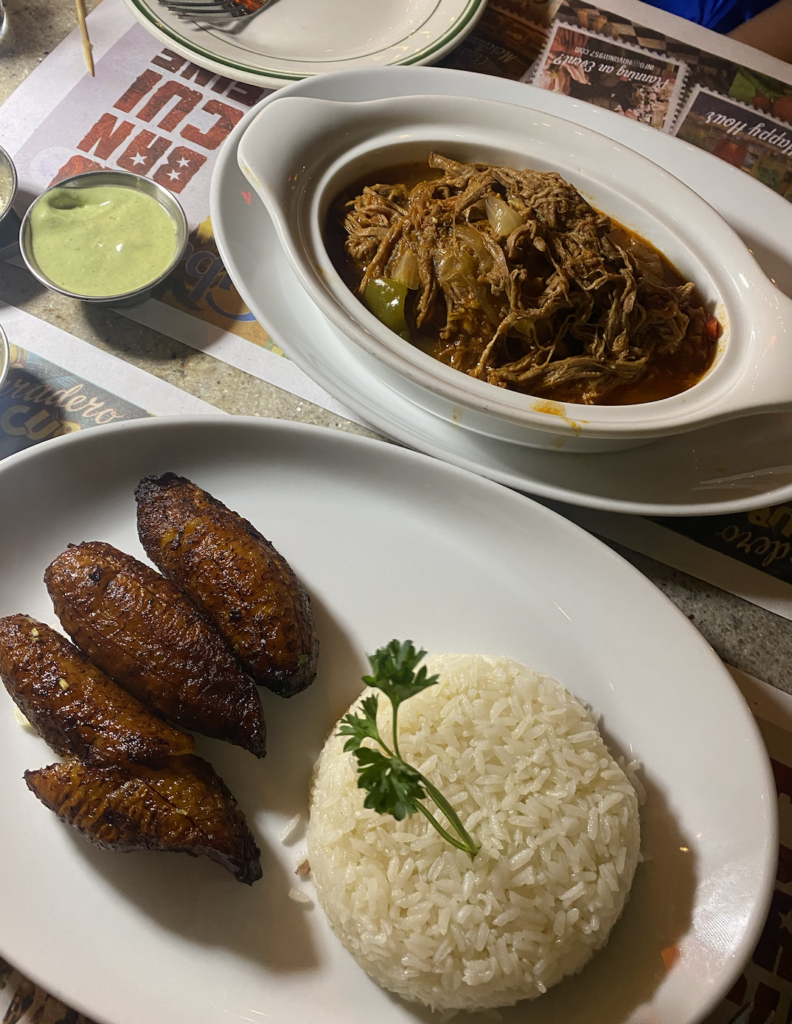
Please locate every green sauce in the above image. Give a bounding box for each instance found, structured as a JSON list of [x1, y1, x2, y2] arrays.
[[0, 162, 13, 216], [29, 185, 178, 297]]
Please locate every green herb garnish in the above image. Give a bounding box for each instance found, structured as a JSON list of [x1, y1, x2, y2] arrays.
[[339, 639, 479, 859]]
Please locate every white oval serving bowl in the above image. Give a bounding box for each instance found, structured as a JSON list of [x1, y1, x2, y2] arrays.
[[238, 93, 792, 453]]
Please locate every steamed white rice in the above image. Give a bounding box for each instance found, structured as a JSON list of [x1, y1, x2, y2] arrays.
[[307, 655, 640, 1011]]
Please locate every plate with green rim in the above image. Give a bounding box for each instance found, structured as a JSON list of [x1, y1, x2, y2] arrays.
[[121, 0, 487, 88]]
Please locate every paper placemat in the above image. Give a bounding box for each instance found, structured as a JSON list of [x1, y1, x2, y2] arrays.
[[0, 301, 220, 457]]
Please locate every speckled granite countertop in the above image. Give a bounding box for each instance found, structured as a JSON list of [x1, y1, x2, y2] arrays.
[[2, 0, 792, 699]]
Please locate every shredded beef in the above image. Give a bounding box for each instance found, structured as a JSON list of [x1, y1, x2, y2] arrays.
[[340, 153, 713, 405]]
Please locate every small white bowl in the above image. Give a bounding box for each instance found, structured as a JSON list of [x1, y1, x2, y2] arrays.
[[238, 93, 792, 453]]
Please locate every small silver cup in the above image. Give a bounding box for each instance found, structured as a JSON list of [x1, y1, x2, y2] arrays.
[[20, 169, 188, 307], [0, 323, 10, 392], [0, 144, 19, 260]]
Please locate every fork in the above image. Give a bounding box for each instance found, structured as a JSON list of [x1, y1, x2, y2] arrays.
[[160, 0, 265, 19]]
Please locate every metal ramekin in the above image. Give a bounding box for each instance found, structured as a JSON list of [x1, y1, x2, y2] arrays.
[[0, 144, 17, 224], [19, 169, 188, 307], [0, 323, 10, 391], [0, 144, 19, 260]]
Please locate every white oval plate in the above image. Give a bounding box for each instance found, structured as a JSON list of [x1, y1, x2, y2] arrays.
[[210, 66, 792, 516], [121, 0, 486, 88], [0, 416, 776, 1024]]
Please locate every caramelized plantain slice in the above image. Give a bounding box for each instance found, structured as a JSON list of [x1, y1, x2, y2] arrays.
[[0, 614, 194, 766], [136, 473, 319, 697], [25, 755, 262, 884], [44, 542, 266, 757]]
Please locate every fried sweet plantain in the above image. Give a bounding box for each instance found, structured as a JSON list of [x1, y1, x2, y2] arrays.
[[0, 614, 194, 766], [25, 755, 262, 884], [44, 542, 266, 757], [136, 473, 319, 697]]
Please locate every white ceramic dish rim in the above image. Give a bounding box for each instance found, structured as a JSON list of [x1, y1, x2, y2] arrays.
[[0, 414, 779, 1024], [121, 0, 487, 89], [0, 323, 9, 391], [210, 66, 792, 515], [238, 92, 792, 443]]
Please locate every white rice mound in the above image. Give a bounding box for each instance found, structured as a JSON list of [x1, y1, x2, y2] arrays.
[[307, 655, 641, 1012]]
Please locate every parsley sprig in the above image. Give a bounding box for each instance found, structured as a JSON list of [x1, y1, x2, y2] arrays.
[[339, 640, 479, 859]]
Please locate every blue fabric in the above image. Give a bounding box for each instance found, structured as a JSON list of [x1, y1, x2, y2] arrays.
[[646, 0, 776, 32]]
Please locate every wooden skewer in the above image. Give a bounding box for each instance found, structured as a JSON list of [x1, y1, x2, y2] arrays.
[[75, 0, 95, 77]]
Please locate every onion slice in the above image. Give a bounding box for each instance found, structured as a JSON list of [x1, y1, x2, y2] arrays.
[[485, 196, 525, 238], [390, 248, 421, 290]]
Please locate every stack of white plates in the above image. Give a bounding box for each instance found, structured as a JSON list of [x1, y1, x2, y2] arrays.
[[211, 67, 792, 516]]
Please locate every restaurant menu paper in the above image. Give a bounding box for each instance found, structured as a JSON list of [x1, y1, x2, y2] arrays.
[[0, 301, 220, 457], [676, 85, 792, 183], [553, 501, 792, 623], [531, 19, 689, 130], [445, 0, 792, 201]]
